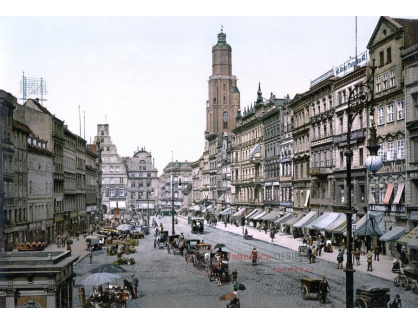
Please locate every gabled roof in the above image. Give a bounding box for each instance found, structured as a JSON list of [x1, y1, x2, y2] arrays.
[[25, 98, 52, 115], [13, 120, 35, 136], [393, 17, 418, 48]]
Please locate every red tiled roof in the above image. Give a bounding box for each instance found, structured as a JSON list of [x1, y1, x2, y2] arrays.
[[13, 120, 35, 136], [392, 18, 418, 49]]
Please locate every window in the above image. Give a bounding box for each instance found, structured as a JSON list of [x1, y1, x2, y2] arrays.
[[379, 51, 384, 67], [147, 172, 151, 177], [110, 166, 114, 172], [386, 47, 392, 63], [378, 143, 384, 160], [390, 70, 395, 87], [378, 107, 384, 125], [376, 77, 381, 93], [146, 181, 151, 187], [387, 104, 394, 122], [120, 178, 123, 184], [383, 74, 388, 90], [139, 181, 143, 187], [359, 147, 364, 166], [110, 178, 114, 184], [338, 92, 342, 105], [109, 188, 115, 197], [115, 166, 120, 172], [340, 117, 343, 134], [397, 140, 404, 159], [379, 188, 385, 203], [131, 181, 135, 187], [138, 192, 143, 199], [119, 188, 124, 197], [387, 142, 394, 160], [370, 188, 376, 203], [223, 112, 228, 129], [102, 188, 105, 196], [106, 147, 110, 151], [131, 192, 135, 199], [100, 138, 104, 143], [397, 101, 404, 120], [340, 151, 344, 166]]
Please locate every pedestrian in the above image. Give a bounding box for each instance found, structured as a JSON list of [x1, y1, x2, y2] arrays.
[[131, 274, 139, 298], [76, 231, 79, 241], [251, 247, 258, 265], [319, 276, 330, 304], [373, 245, 380, 261], [400, 247, 408, 268], [232, 268, 238, 283], [387, 294, 402, 308], [308, 235, 313, 246], [263, 223, 268, 234], [307, 245, 312, 264], [216, 255, 223, 286], [256, 222, 261, 232], [367, 250, 373, 271], [354, 248, 361, 266], [227, 287, 240, 308], [89, 250, 93, 264], [337, 249, 344, 269], [160, 223, 164, 232], [311, 246, 317, 263], [302, 237, 307, 246], [270, 229, 275, 242]]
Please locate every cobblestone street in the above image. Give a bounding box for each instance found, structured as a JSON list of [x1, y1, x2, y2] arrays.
[[71, 216, 417, 308]]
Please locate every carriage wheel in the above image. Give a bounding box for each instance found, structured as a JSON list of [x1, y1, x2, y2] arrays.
[[411, 282, 418, 294], [394, 276, 401, 287], [401, 276, 410, 290], [301, 285, 308, 300], [354, 298, 367, 308]]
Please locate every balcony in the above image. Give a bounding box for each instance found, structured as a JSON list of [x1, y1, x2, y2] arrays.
[[249, 156, 261, 165], [279, 176, 292, 182], [280, 201, 294, 207], [310, 166, 333, 177], [333, 129, 365, 147]]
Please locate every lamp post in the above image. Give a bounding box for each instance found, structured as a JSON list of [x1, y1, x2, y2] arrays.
[[345, 60, 383, 308], [147, 188, 153, 227]]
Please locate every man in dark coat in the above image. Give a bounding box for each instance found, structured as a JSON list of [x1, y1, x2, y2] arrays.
[[374, 245, 381, 261], [307, 246, 312, 264], [319, 276, 330, 304], [337, 249, 344, 269]]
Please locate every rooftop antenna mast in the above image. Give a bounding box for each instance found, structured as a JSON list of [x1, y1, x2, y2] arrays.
[[20, 72, 48, 104], [355, 16, 358, 66]]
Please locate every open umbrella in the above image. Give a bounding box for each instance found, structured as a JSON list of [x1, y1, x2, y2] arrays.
[[81, 273, 121, 286], [215, 243, 226, 249], [220, 292, 237, 301], [117, 224, 133, 231], [234, 283, 246, 291], [91, 264, 127, 274]]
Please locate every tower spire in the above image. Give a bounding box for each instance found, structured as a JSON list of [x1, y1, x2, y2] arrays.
[[256, 82, 263, 105]]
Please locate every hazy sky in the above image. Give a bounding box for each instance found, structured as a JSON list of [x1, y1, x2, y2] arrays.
[[1, 5, 414, 174]]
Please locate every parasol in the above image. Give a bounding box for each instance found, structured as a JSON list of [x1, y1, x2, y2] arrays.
[[220, 292, 237, 301], [215, 244, 226, 249], [81, 273, 121, 286], [234, 283, 246, 291], [91, 264, 127, 274], [116, 224, 133, 231]]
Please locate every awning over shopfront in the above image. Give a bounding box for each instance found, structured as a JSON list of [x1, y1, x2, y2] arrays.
[[397, 226, 418, 246], [137, 203, 155, 209], [253, 210, 267, 220], [110, 201, 117, 209], [232, 208, 246, 218], [303, 190, 310, 207], [311, 213, 344, 231], [324, 215, 350, 233], [193, 205, 201, 211], [379, 226, 406, 242], [274, 213, 293, 225], [354, 211, 385, 236], [293, 211, 318, 228], [219, 208, 231, 216], [284, 215, 303, 226], [383, 183, 394, 204], [259, 210, 279, 222], [392, 183, 405, 204], [247, 209, 262, 220], [407, 238, 418, 250]]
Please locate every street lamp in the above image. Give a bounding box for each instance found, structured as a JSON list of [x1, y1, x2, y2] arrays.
[[345, 60, 383, 308], [147, 188, 153, 227]]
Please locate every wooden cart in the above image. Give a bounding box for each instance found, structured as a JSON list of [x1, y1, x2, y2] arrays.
[[354, 287, 390, 308], [300, 277, 321, 300]]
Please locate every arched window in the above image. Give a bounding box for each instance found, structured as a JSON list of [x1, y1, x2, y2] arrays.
[[223, 112, 228, 129]]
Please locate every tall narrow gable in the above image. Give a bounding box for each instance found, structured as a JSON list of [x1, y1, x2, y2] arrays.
[[367, 16, 404, 50]]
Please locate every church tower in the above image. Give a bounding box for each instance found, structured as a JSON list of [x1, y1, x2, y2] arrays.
[[206, 27, 240, 134]]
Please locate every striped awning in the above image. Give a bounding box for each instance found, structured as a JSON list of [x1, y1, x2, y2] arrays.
[[232, 208, 246, 217], [274, 213, 293, 225], [379, 226, 406, 242], [284, 215, 302, 226], [311, 213, 344, 231], [324, 215, 348, 233], [293, 211, 318, 228], [253, 211, 267, 220], [354, 211, 385, 236], [407, 238, 418, 249], [397, 226, 418, 246], [247, 209, 262, 220], [219, 208, 231, 216]]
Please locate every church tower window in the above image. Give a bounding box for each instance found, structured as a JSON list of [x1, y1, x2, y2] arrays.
[[223, 112, 228, 129]]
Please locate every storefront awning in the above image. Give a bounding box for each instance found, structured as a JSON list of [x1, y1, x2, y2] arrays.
[[191, 205, 201, 211], [110, 201, 117, 209], [259, 210, 279, 221], [219, 208, 231, 216], [397, 226, 418, 246], [383, 183, 394, 204], [407, 238, 418, 250], [303, 190, 310, 207], [354, 211, 385, 236], [324, 215, 348, 233], [253, 211, 267, 220], [232, 208, 246, 217], [274, 213, 293, 225], [293, 211, 318, 228], [284, 215, 303, 226], [247, 209, 262, 220], [379, 226, 406, 242], [311, 213, 344, 231], [392, 183, 405, 204], [137, 203, 155, 209]]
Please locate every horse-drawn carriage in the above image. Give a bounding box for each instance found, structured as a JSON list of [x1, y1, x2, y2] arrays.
[[301, 277, 322, 300], [183, 239, 201, 262], [154, 230, 169, 249], [191, 243, 216, 272], [394, 267, 418, 294], [209, 250, 230, 282], [167, 234, 180, 254], [354, 287, 391, 308], [191, 218, 205, 234]]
